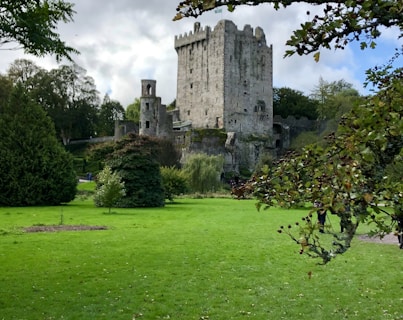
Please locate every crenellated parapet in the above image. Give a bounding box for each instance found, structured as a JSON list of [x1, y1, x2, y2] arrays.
[[175, 20, 268, 50], [174, 22, 211, 49]]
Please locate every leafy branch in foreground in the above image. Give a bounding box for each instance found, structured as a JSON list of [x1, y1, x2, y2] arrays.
[[251, 72, 402, 264], [0, 0, 78, 60], [173, 1, 403, 58]]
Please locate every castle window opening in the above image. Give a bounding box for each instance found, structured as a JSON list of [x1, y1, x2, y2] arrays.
[[190, 68, 193, 74], [146, 121, 150, 128], [257, 100, 266, 112], [215, 117, 220, 128], [205, 110, 208, 115], [190, 83, 193, 89], [187, 110, 190, 116], [146, 102, 149, 110], [146, 84, 152, 95]]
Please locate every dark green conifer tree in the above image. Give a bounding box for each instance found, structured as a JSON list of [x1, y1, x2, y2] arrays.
[[0, 85, 77, 206]]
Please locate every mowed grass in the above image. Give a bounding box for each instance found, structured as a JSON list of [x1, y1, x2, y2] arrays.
[[0, 186, 402, 319]]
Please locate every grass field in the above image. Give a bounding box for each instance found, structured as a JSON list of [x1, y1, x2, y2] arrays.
[[0, 184, 402, 319]]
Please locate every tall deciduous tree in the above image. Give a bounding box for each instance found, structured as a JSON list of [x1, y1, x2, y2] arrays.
[[0, 0, 78, 60], [0, 85, 77, 206], [47, 64, 99, 143], [273, 87, 318, 120], [125, 98, 140, 124], [311, 78, 360, 120], [0, 74, 12, 104], [7, 60, 100, 144], [97, 94, 125, 136]]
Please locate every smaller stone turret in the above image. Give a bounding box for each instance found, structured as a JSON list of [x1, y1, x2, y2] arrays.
[[139, 79, 172, 140], [139, 80, 158, 136]]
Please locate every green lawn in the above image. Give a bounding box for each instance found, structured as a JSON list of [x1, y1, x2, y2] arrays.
[[0, 189, 402, 319]]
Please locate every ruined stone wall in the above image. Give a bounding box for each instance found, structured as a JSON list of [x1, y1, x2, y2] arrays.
[[273, 115, 320, 140], [157, 106, 173, 140]]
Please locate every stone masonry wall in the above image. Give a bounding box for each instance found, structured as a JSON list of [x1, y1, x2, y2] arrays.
[[175, 20, 273, 136]]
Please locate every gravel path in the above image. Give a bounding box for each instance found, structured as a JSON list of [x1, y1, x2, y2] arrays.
[[358, 233, 400, 245]]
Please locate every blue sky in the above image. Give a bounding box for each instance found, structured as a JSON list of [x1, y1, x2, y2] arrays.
[[0, 1, 401, 106]]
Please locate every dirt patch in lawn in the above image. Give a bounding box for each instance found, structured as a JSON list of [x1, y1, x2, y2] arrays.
[[24, 225, 108, 233]]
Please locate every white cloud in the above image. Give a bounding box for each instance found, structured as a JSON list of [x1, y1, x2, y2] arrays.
[[0, 1, 400, 106]]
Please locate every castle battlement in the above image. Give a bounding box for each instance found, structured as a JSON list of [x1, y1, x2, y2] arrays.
[[174, 22, 211, 49], [175, 20, 268, 50]]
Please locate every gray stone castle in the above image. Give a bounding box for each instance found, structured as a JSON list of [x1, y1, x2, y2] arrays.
[[139, 20, 284, 174]]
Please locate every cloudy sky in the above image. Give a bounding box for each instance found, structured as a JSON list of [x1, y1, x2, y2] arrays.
[[0, 1, 401, 107]]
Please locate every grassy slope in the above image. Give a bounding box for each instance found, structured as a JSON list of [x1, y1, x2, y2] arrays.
[[0, 191, 402, 319]]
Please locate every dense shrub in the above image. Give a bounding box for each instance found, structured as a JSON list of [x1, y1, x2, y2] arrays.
[[183, 153, 224, 194], [161, 166, 188, 201], [91, 133, 165, 207]]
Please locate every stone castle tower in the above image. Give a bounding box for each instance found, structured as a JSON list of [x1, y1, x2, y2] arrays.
[[139, 20, 275, 173], [174, 20, 273, 135], [139, 79, 172, 139]]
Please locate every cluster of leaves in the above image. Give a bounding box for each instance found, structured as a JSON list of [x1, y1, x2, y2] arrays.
[[0, 84, 77, 206], [0, 0, 78, 60], [94, 165, 125, 214]]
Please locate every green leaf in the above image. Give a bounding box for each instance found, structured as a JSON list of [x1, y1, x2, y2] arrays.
[[313, 52, 320, 62], [202, 0, 216, 10], [227, 4, 235, 12]]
